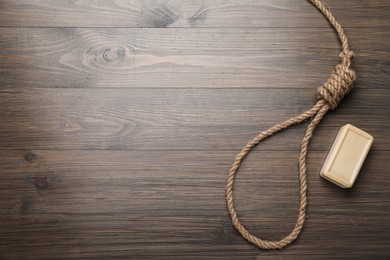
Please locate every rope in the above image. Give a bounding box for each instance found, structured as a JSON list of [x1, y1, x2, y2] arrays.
[[225, 0, 356, 249]]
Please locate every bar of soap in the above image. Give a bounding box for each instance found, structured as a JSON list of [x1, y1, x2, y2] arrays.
[[320, 124, 373, 188]]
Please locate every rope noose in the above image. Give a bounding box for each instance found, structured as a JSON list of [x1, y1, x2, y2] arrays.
[[225, 0, 356, 249]]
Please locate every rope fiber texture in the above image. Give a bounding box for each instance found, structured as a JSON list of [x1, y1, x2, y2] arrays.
[[225, 0, 356, 249]]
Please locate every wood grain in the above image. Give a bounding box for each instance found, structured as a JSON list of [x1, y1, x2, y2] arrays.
[[1, 0, 389, 259], [1, 28, 389, 89], [0, 88, 388, 151], [0, 0, 388, 28], [0, 150, 389, 259]]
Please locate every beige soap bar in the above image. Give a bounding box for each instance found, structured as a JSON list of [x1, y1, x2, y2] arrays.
[[320, 124, 373, 188]]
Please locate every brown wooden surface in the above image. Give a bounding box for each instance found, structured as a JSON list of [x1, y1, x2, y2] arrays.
[[0, 0, 389, 259]]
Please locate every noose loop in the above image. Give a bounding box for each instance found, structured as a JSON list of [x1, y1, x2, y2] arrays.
[[225, 0, 356, 249]]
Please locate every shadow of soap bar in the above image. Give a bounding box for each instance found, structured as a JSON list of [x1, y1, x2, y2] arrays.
[[320, 124, 373, 188]]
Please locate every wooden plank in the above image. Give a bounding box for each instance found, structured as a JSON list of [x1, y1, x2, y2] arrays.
[[0, 88, 388, 150], [0, 28, 389, 89], [0, 150, 389, 259], [0, 0, 389, 258], [0, 0, 388, 28]]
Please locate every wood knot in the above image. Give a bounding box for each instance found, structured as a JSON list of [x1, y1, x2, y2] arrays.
[[317, 64, 356, 110], [26, 176, 49, 189], [24, 151, 37, 162], [102, 47, 126, 63]]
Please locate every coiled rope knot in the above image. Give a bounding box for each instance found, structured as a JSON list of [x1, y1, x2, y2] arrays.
[[226, 0, 358, 250], [317, 63, 356, 110]]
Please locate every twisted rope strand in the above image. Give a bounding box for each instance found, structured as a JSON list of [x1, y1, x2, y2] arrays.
[[308, 0, 353, 66], [226, 0, 356, 250]]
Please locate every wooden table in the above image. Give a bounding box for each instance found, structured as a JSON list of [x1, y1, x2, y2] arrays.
[[1, 1, 389, 259]]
